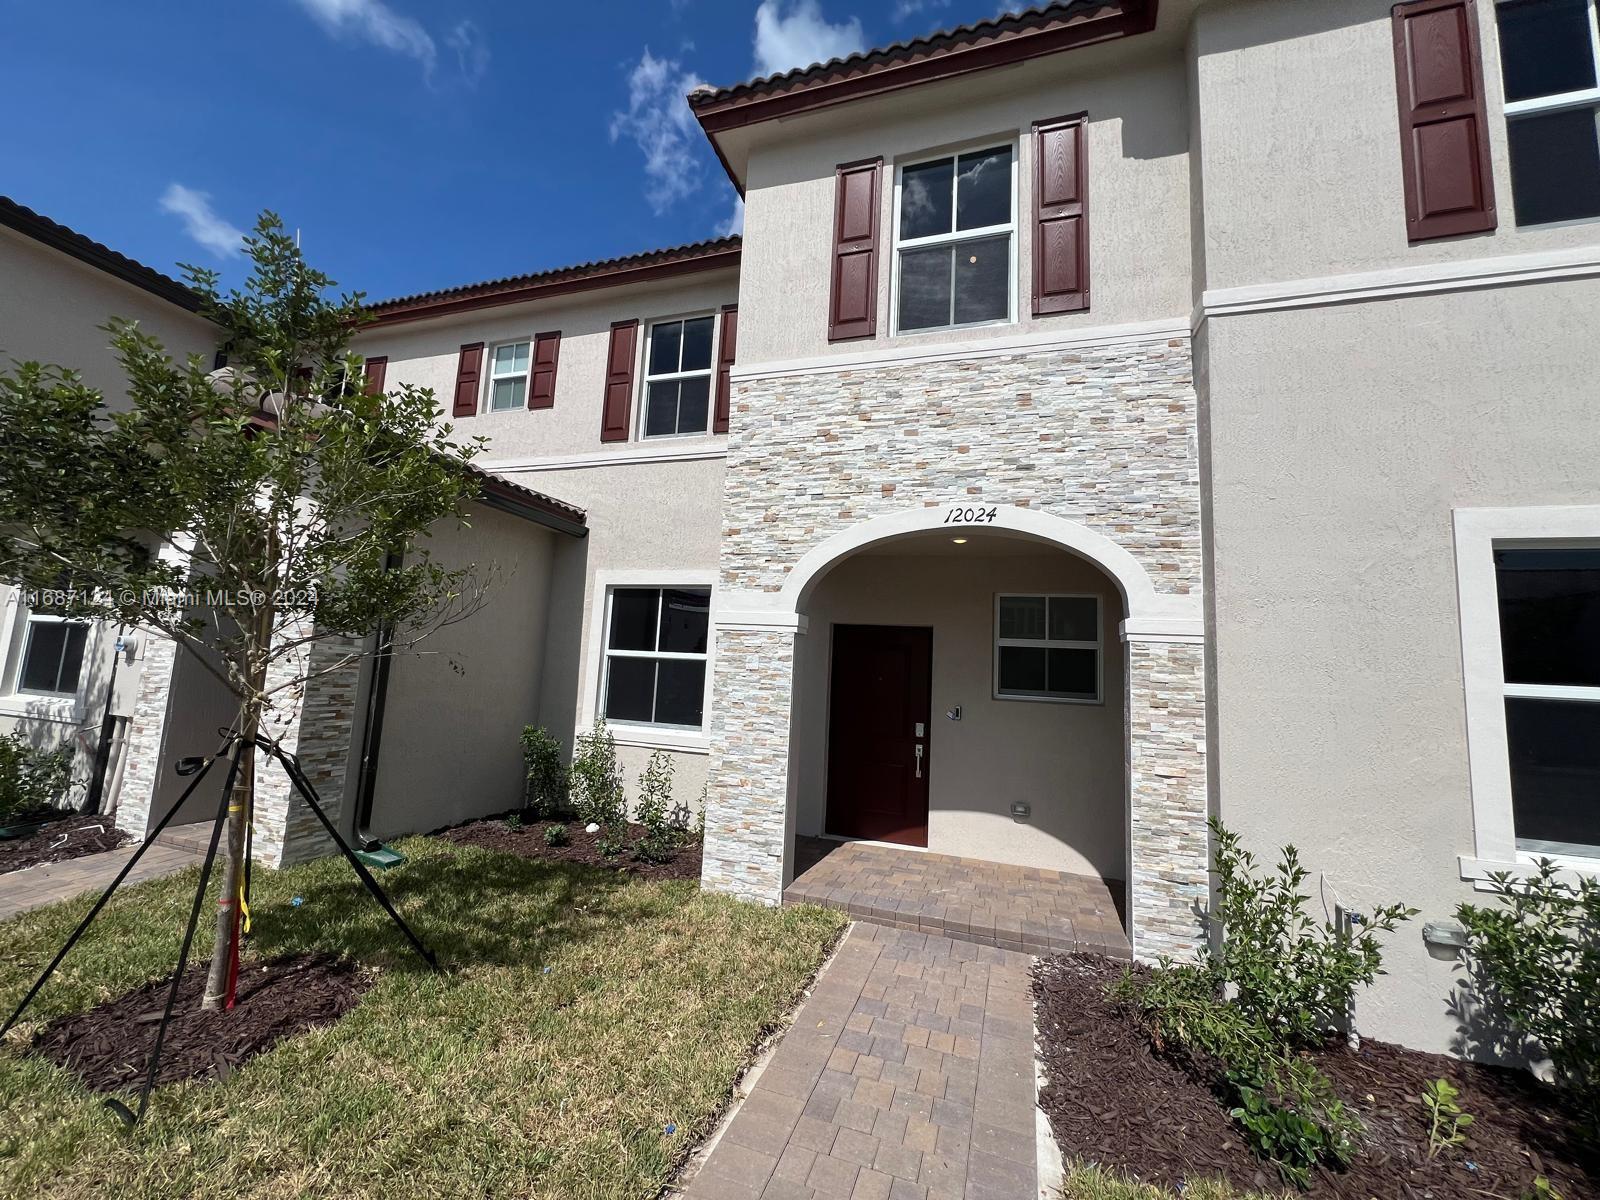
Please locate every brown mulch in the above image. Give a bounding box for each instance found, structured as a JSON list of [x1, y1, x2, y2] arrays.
[[434, 814, 703, 881], [0, 811, 129, 875], [31, 953, 371, 1093], [1033, 954, 1599, 1198]]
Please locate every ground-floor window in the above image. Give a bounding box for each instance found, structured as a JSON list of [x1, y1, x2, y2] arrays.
[[602, 586, 710, 730], [993, 593, 1101, 703], [11, 612, 89, 697]]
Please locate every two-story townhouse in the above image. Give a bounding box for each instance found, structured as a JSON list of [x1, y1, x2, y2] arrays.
[[7, 0, 1599, 1062]]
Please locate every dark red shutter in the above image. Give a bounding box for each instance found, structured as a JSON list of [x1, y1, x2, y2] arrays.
[[529, 331, 560, 410], [713, 305, 737, 435], [362, 356, 387, 396], [452, 343, 483, 418], [1391, 0, 1496, 241], [1033, 113, 1090, 315], [828, 158, 881, 341], [601, 320, 637, 443]]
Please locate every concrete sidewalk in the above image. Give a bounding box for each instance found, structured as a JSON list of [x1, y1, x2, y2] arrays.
[[0, 824, 209, 922]]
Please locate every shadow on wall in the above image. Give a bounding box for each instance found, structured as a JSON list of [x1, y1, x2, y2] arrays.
[[534, 531, 592, 760]]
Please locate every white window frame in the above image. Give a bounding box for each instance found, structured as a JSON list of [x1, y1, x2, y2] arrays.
[[890, 139, 1019, 337], [483, 339, 532, 414], [1495, 0, 1600, 228], [638, 313, 718, 441], [0, 594, 93, 719], [1454, 505, 1600, 885], [581, 570, 716, 753], [992, 592, 1103, 705]]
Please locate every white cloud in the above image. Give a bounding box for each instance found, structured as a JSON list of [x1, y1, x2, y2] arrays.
[[158, 184, 245, 258], [753, 0, 866, 76], [892, 0, 950, 23], [609, 48, 708, 215], [718, 196, 745, 238], [294, 0, 435, 71], [445, 19, 490, 85]]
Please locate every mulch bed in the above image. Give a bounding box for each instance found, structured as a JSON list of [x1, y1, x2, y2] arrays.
[[31, 953, 371, 1092], [435, 814, 703, 882], [1034, 954, 1599, 1199], [0, 811, 129, 875]]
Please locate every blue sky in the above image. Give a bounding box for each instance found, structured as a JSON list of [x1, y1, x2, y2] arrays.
[[1, 0, 1008, 302]]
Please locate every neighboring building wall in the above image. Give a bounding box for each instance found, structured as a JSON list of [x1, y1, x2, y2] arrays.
[[368, 506, 558, 838], [793, 547, 1127, 880]]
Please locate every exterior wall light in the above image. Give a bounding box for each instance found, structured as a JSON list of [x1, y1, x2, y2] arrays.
[[951, 537, 968, 544]]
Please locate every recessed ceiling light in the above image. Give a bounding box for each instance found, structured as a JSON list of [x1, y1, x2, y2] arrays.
[[951, 537, 968, 544]]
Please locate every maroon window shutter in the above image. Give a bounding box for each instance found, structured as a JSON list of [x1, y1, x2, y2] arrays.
[[713, 305, 737, 435], [828, 157, 881, 341], [601, 320, 638, 443], [1033, 113, 1090, 315], [1391, 0, 1496, 242], [528, 331, 560, 410], [452, 343, 483, 418], [362, 356, 387, 396]]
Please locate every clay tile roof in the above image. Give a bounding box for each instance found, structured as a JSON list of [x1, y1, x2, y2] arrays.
[[0, 195, 204, 313], [464, 461, 588, 536], [689, 0, 1156, 129], [364, 235, 742, 326]]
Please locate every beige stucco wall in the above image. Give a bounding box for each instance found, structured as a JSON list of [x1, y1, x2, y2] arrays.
[[791, 544, 1127, 879], [368, 506, 557, 837], [0, 228, 216, 795], [1203, 275, 1600, 1054], [735, 47, 1192, 367], [1191, 0, 1600, 292]]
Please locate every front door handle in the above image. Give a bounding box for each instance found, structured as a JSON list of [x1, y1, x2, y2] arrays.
[[914, 743, 924, 779]]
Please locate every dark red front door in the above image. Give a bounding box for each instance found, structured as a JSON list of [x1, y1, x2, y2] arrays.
[[825, 625, 932, 846]]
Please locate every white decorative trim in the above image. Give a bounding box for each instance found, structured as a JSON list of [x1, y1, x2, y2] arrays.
[[729, 317, 1190, 383], [1121, 617, 1205, 644], [1453, 504, 1600, 869], [482, 443, 727, 474], [715, 609, 809, 635], [1201, 243, 1600, 324], [1459, 853, 1600, 890]]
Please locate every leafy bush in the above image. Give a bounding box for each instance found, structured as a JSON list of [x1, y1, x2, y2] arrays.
[[503, 813, 522, 831], [568, 720, 624, 830], [634, 751, 683, 863], [1115, 820, 1413, 1186], [520, 726, 566, 819], [1420, 1077, 1472, 1159], [543, 823, 569, 848], [595, 821, 628, 858], [1457, 860, 1600, 1127], [1209, 820, 1415, 1043], [0, 732, 72, 823]]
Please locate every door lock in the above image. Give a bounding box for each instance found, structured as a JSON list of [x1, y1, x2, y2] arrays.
[[914, 744, 924, 779]]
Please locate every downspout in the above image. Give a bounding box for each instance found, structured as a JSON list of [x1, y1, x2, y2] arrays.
[[352, 549, 402, 849]]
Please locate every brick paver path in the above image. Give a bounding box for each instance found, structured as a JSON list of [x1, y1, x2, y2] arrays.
[[785, 838, 1130, 960], [0, 824, 209, 922], [685, 923, 1039, 1200]]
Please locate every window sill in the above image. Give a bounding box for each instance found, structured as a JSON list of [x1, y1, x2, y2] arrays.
[[1457, 853, 1600, 890], [606, 725, 710, 756], [0, 693, 80, 721], [992, 692, 1104, 707]]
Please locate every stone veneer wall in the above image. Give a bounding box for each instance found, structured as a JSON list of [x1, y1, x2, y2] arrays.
[[701, 334, 1209, 960], [114, 629, 179, 839]]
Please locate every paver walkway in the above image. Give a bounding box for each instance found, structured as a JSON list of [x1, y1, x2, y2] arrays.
[[685, 923, 1040, 1200], [0, 824, 209, 922], [785, 838, 1130, 960]]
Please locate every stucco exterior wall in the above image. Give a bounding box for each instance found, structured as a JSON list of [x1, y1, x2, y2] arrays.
[[1191, 0, 1600, 292], [792, 547, 1127, 879], [735, 50, 1192, 367], [1203, 276, 1600, 1053], [369, 506, 557, 838]]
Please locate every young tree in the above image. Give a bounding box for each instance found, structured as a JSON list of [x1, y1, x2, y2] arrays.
[[0, 214, 484, 1010]]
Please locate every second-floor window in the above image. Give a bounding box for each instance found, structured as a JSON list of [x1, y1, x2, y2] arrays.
[[643, 316, 714, 437], [1495, 0, 1600, 225], [487, 341, 530, 412], [894, 144, 1015, 334]]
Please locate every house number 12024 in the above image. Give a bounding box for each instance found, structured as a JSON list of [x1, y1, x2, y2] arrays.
[[943, 505, 998, 525]]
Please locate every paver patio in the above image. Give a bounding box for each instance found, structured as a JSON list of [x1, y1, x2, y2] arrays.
[[785, 838, 1130, 959], [0, 823, 209, 922], [684, 923, 1040, 1200]]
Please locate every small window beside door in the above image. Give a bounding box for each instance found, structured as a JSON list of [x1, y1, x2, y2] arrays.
[[994, 594, 1101, 703], [602, 586, 711, 730]]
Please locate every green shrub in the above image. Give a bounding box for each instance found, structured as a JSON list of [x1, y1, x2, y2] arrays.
[[568, 720, 624, 829], [0, 732, 72, 823], [543, 823, 569, 848], [1420, 1077, 1472, 1159], [595, 821, 628, 858], [503, 813, 522, 831], [634, 751, 682, 863], [1457, 860, 1600, 1128], [520, 726, 566, 818]]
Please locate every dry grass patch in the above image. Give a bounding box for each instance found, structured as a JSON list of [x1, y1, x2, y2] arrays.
[[0, 836, 845, 1200]]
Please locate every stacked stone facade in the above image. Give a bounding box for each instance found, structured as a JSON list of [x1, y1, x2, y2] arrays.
[[702, 333, 1210, 960]]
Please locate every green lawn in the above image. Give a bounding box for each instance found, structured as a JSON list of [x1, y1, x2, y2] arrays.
[[1062, 1163, 1288, 1200], [0, 837, 846, 1200]]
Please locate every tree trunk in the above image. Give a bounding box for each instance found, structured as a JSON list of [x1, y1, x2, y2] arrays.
[[201, 705, 256, 1012]]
